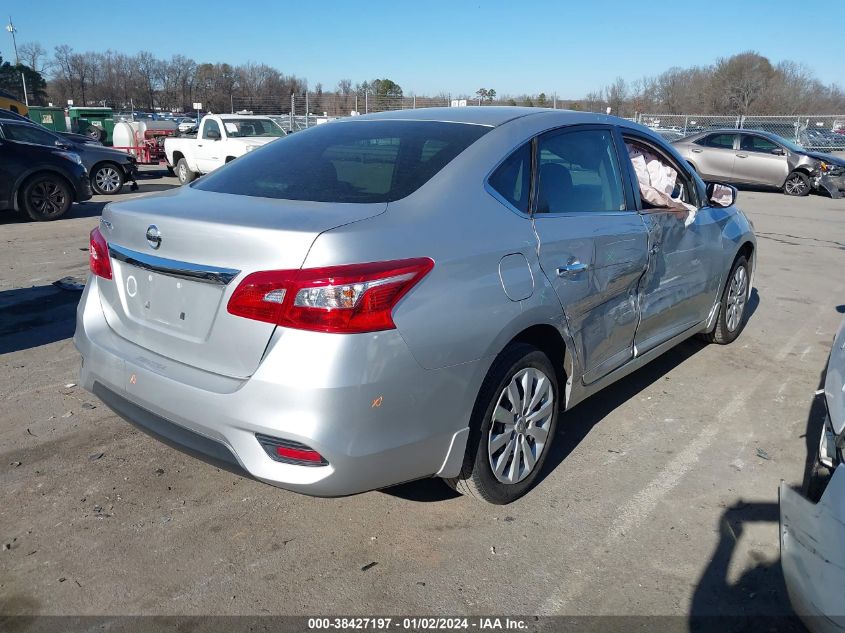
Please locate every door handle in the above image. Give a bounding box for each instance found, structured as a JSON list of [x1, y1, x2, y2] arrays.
[[691, 148, 703, 153], [736, 153, 748, 158], [197, 144, 203, 148], [556, 260, 588, 276]]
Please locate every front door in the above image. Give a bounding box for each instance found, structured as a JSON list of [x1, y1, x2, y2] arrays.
[[734, 134, 789, 187], [621, 133, 724, 354], [195, 119, 222, 173], [532, 126, 648, 385]]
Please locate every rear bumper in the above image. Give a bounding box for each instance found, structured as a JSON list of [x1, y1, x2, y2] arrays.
[[74, 277, 481, 496]]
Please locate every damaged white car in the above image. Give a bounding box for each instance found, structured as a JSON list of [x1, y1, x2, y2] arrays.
[[780, 317, 845, 632]]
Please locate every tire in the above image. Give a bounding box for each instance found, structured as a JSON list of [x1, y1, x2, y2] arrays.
[[784, 171, 810, 196], [86, 126, 106, 143], [91, 162, 125, 195], [804, 457, 832, 504], [702, 255, 750, 345], [444, 343, 560, 504], [21, 174, 73, 221], [176, 158, 196, 185]]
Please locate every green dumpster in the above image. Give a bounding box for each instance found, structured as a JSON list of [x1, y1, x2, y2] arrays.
[[68, 107, 115, 145], [28, 106, 68, 133]]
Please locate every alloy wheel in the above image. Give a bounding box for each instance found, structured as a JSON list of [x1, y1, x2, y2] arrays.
[[785, 175, 808, 196], [488, 367, 555, 484], [95, 166, 121, 193], [726, 265, 748, 332]]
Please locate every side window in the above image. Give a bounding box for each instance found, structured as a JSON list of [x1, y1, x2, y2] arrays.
[[202, 119, 221, 140], [697, 133, 736, 149], [535, 129, 625, 214], [488, 142, 531, 214], [2, 123, 58, 146], [740, 135, 778, 153], [625, 137, 699, 210]]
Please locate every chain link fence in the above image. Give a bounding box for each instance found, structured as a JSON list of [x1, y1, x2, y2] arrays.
[[230, 93, 576, 131], [637, 113, 845, 152]]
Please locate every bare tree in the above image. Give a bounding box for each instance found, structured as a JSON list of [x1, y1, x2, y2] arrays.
[[19, 42, 48, 74]]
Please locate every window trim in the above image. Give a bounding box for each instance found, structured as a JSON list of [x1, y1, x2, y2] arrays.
[[483, 140, 534, 218], [530, 123, 635, 218], [620, 129, 704, 211]]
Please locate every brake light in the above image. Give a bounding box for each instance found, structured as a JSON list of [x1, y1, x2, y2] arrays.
[[227, 258, 434, 333], [89, 227, 112, 280]]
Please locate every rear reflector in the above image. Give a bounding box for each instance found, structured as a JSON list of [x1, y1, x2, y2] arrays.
[[227, 258, 434, 334], [256, 433, 328, 466], [89, 227, 112, 280]]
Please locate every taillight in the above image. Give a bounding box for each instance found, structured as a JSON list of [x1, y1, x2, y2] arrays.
[[89, 227, 112, 280], [227, 258, 434, 334]]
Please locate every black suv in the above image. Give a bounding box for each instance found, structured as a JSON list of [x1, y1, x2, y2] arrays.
[[0, 124, 92, 221], [0, 119, 138, 195]]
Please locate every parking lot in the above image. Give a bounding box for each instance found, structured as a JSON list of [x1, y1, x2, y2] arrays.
[[1, 168, 844, 621]]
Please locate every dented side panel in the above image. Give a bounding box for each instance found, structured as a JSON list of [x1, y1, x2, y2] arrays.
[[780, 465, 845, 632]]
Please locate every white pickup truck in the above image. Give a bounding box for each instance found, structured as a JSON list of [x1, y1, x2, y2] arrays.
[[164, 114, 286, 184]]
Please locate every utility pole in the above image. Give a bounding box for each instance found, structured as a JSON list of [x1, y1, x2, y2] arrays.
[[6, 17, 27, 106], [6, 16, 19, 64]]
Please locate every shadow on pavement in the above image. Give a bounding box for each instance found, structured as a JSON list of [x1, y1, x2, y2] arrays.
[[687, 501, 805, 632], [0, 284, 83, 354]]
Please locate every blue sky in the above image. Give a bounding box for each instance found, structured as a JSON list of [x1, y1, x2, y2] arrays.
[[4, 0, 841, 98]]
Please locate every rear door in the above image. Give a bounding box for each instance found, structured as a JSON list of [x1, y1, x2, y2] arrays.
[[691, 133, 738, 180], [734, 133, 789, 186], [532, 125, 648, 385]]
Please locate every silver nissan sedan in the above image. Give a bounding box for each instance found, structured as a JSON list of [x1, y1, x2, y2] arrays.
[[75, 108, 756, 504]]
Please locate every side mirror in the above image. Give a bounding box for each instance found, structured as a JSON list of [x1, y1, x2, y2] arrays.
[[205, 129, 221, 140], [706, 182, 737, 208], [771, 147, 785, 156]]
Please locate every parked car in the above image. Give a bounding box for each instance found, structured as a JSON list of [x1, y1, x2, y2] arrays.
[[176, 117, 199, 133], [674, 129, 845, 197], [652, 128, 686, 142], [0, 123, 92, 220], [780, 317, 845, 632], [164, 114, 286, 184], [0, 107, 103, 146], [75, 108, 756, 504], [0, 119, 138, 195], [799, 128, 845, 153]]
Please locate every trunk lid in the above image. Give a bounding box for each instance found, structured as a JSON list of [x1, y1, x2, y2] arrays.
[[97, 186, 385, 378]]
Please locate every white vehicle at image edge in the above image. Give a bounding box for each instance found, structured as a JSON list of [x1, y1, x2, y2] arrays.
[[780, 317, 845, 632], [75, 107, 756, 505], [164, 114, 286, 184]]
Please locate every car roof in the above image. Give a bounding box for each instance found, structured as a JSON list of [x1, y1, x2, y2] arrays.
[[690, 128, 781, 139], [348, 106, 633, 128], [216, 113, 274, 119]]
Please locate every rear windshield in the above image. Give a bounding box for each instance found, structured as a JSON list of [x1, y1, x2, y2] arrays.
[[193, 120, 490, 203]]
